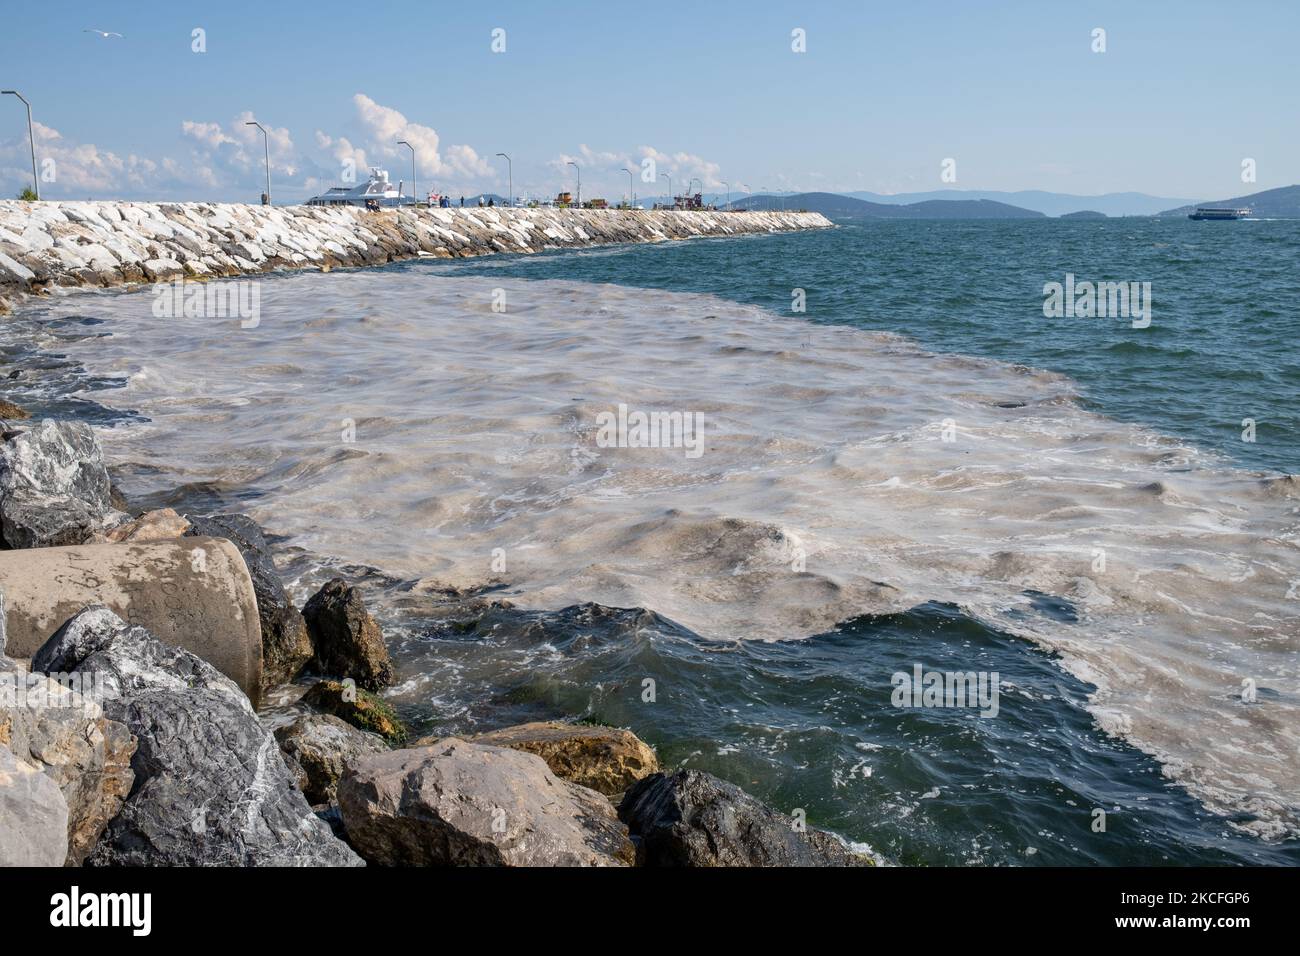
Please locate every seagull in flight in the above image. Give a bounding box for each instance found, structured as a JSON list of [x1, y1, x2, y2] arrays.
[[84, 29, 124, 39]]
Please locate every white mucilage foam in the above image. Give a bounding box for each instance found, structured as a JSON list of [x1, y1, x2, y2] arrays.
[[39, 268, 1300, 841]]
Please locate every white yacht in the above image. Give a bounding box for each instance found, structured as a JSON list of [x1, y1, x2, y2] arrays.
[[305, 168, 406, 208]]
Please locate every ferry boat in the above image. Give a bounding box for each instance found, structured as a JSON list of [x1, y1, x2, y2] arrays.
[[305, 168, 407, 208], [1188, 207, 1250, 221]]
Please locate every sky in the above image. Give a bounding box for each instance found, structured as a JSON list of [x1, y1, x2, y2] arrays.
[[1, 0, 1296, 204]]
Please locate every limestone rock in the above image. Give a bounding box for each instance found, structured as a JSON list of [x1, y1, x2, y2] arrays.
[[619, 769, 869, 867], [0, 399, 29, 420], [303, 578, 393, 691], [0, 419, 128, 548], [184, 512, 313, 691], [302, 679, 406, 744], [274, 713, 387, 805], [33, 607, 363, 866], [466, 721, 658, 796], [0, 744, 69, 866], [1, 202, 830, 325], [102, 507, 190, 543], [338, 738, 635, 866], [0, 670, 136, 865]]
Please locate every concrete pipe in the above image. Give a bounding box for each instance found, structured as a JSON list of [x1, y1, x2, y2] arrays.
[[0, 537, 262, 706]]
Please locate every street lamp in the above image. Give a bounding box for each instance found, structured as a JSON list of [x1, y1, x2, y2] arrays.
[[245, 121, 271, 205], [2, 91, 38, 200], [495, 153, 511, 207], [720, 180, 729, 210], [397, 140, 416, 206], [622, 167, 634, 208], [662, 173, 671, 208], [567, 160, 580, 208]]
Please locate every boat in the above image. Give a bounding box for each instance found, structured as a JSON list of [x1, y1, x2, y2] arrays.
[[305, 168, 408, 208], [1188, 207, 1250, 221]]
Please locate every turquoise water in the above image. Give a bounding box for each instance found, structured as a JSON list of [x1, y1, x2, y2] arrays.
[[425, 218, 1299, 474]]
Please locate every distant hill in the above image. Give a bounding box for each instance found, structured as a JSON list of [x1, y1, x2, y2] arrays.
[[844, 189, 1191, 218], [1156, 184, 1300, 219], [1060, 210, 1107, 219], [727, 191, 1044, 219]]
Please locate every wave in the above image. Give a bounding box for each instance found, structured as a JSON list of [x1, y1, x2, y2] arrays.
[[13, 267, 1299, 842]]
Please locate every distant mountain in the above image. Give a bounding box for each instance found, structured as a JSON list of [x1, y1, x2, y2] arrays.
[[844, 189, 1192, 218], [1060, 210, 1107, 220], [727, 191, 1044, 219], [1156, 184, 1300, 219]]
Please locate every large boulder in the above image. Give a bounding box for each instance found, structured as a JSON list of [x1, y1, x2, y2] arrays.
[[338, 738, 635, 866], [33, 606, 362, 866], [0, 666, 136, 866], [0, 419, 128, 548], [0, 538, 263, 705], [185, 513, 313, 691], [0, 744, 69, 866], [303, 578, 394, 691], [302, 679, 406, 745], [619, 769, 869, 867], [274, 713, 387, 805], [465, 721, 658, 797]]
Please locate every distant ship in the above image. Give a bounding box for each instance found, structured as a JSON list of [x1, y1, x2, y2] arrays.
[[305, 168, 406, 208], [1188, 207, 1250, 221]]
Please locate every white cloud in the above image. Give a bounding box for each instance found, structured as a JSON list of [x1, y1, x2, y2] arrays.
[[346, 93, 491, 181], [0, 120, 168, 196]]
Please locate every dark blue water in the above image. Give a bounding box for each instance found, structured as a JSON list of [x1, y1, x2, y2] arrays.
[[373, 591, 1298, 866], [421, 218, 1299, 474]]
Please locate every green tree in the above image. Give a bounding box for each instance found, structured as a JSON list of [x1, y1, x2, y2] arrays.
[[16, 186, 37, 201]]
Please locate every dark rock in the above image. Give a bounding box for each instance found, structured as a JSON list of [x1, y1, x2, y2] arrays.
[[338, 738, 635, 866], [184, 512, 313, 691], [618, 769, 869, 867], [0, 419, 127, 548], [274, 713, 387, 805], [34, 607, 362, 866], [302, 679, 406, 744], [303, 578, 394, 691]]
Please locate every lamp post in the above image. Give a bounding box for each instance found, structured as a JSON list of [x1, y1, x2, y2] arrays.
[[245, 121, 271, 204], [739, 183, 750, 209], [662, 173, 671, 208], [397, 140, 415, 206], [759, 186, 770, 211], [720, 180, 729, 210], [2, 90, 38, 200], [622, 167, 634, 208], [495, 152, 511, 207], [567, 160, 580, 207]]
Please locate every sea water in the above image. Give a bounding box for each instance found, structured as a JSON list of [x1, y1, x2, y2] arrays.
[[3, 216, 1296, 865]]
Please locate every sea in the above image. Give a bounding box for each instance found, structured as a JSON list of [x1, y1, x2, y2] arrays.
[[3, 215, 1297, 865]]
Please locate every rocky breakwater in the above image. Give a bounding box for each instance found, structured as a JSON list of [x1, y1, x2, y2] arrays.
[[0, 200, 832, 312]]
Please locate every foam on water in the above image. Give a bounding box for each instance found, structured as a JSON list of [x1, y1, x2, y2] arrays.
[[14, 266, 1300, 842]]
